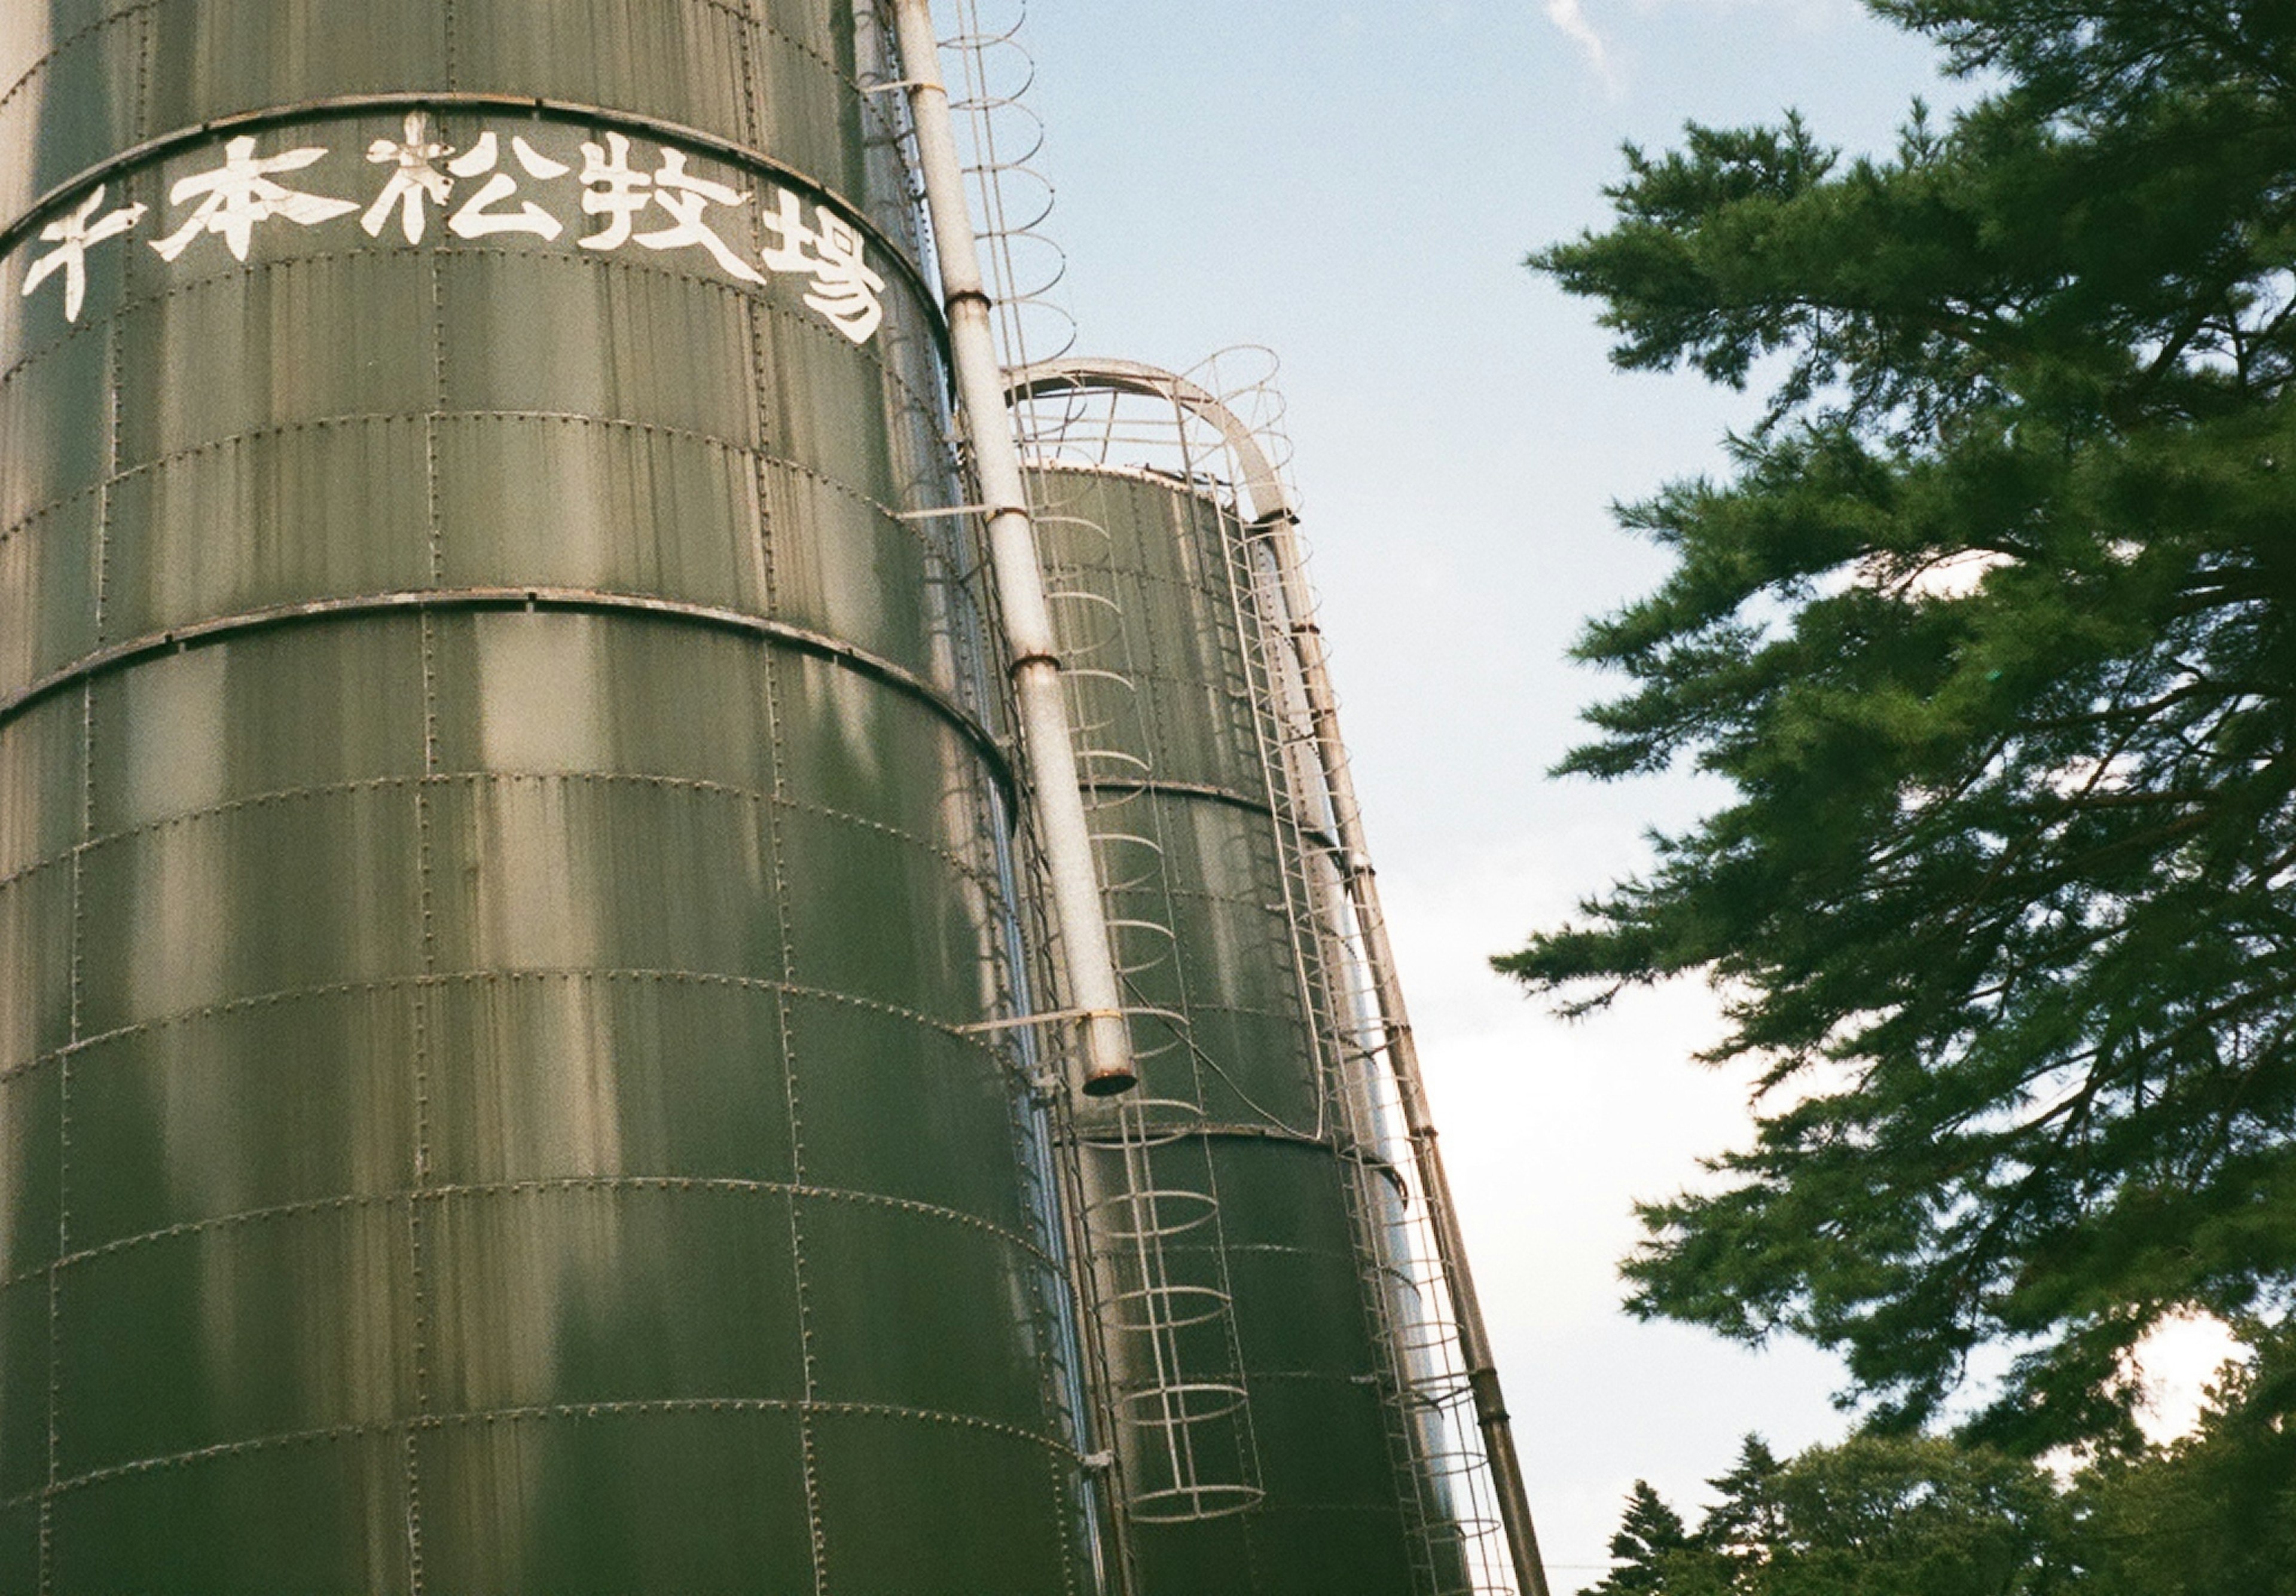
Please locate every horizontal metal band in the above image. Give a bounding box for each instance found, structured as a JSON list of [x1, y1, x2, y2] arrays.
[[1065, 1116, 1327, 1152], [3, 968, 1019, 1093], [7, 1169, 1061, 1295], [0, 90, 941, 341], [1025, 454, 1236, 512], [21, 1392, 1081, 1510], [0, 586, 1012, 791], [1082, 772, 1341, 858], [1062, 1115, 1409, 1202]]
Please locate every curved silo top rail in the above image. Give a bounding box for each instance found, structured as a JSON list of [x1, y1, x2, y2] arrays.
[[1005, 357, 1294, 526]]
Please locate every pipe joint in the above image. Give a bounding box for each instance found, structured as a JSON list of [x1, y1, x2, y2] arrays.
[[1469, 1366, 1511, 1424]]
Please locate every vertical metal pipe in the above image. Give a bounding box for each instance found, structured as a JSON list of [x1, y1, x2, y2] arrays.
[[890, 0, 1135, 1099], [1254, 508, 1553, 1596]]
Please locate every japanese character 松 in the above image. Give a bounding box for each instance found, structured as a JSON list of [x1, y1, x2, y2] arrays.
[[22, 185, 146, 323], [447, 133, 570, 241], [362, 111, 454, 244], [632, 148, 764, 285], [149, 135, 359, 263], [760, 189, 885, 344], [576, 132, 653, 252]]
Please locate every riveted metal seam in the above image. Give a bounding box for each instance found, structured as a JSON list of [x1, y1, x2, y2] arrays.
[[3, 14, 917, 239], [3, 967, 1021, 1095], [0, 4, 156, 122], [13, 1175, 1061, 1292], [1, 774, 1008, 902], [0, 408, 954, 579], [734, 96, 830, 1587], [0, 243, 946, 451], [0, 593, 1014, 796], [398, 234, 452, 1596], [10, 1392, 1076, 1513], [1080, 774, 1342, 857], [0, 0, 877, 125]]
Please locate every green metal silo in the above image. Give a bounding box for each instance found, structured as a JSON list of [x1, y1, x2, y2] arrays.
[[1009, 357, 1548, 1596], [1018, 458, 1429, 1595], [0, 5, 1095, 1591]]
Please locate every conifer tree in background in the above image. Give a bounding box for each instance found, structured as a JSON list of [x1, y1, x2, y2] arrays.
[[1576, 1349, 2296, 1593], [1585, 1481, 1719, 1596], [1509, 0, 2296, 1454], [2071, 1322, 2296, 1596], [1584, 1436, 2068, 1596]]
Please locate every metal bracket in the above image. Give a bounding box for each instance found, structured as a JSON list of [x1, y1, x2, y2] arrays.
[[955, 1005, 1125, 1037]]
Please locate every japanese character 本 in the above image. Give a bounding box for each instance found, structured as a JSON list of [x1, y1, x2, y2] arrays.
[[759, 189, 885, 344], [447, 132, 570, 241], [150, 136, 358, 263], [362, 112, 454, 244], [22, 185, 146, 323], [631, 148, 764, 285]]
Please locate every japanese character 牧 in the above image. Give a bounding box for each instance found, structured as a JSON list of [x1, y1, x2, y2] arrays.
[[631, 148, 764, 285], [576, 132, 653, 252]]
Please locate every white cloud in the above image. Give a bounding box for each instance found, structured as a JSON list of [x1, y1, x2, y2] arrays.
[[1546, 0, 1619, 90], [1545, 0, 1869, 93]]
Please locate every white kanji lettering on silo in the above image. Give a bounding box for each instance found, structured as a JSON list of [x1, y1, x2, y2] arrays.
[[361, 111, 455, 244], [149, 135, 359, 263], [633, 148, 765, 285], [446, 133, 571, 241], [760, 189, 884, 344], [22, 185, 147, 323], [801, 210, 886, 344], [576, 132, 652, 252]]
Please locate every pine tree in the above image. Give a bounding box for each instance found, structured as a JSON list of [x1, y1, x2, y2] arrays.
[[1588, 1481, 1701, 1594], [1585, 1479, 1732, 1596], [1507, 1, 2296, 1449], [1584, 1435, 2069, 1596], [2074, 1323, 2296, 1596]]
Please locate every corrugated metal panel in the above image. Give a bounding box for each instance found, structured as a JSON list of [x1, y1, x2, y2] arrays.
[[0, 5, 1089, 1592]]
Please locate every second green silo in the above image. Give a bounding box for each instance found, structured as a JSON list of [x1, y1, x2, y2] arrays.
[[1030, 458, 1467, 1595]]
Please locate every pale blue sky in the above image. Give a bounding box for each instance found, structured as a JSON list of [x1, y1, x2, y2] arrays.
[[999, 2, 1961, 1583]]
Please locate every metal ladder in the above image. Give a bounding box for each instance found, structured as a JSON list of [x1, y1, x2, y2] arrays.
[[1032, 472, 1265, 1530], [1212, 496, 1491, 1595]]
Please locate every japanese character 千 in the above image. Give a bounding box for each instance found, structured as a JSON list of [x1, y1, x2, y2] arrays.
[[21, 185, 146, 323]]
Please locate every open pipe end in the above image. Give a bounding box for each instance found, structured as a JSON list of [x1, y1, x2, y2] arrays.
[[1081, 1068, 1138, 1097]]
